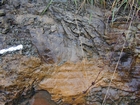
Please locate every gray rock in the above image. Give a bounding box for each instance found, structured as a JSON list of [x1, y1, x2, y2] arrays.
[[101, 88, 120, 101], [0, 0, 5, 5], [109, 88, 119, 100], [0, 9, 5, 16], [137, 24, 140, 30], [91, 87, 102, 92], [118, 90, 129, 96], [130, 26, 137, 31], [130, 96, 136, 99], [93, 102, 102, 105], [1, 28, 9, 34]]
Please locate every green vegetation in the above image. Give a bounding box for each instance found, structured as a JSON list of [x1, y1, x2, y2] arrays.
[[110, 0, 139, 23], [42, 0, 139, 16], [41, 0, 53, 15]]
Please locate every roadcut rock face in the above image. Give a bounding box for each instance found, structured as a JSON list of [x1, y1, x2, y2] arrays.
[[0, 55, 140, 104], [0, 0, 140, 105]]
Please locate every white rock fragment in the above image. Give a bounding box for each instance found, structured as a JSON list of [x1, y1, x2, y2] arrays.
[[0, 44, 23, 54]]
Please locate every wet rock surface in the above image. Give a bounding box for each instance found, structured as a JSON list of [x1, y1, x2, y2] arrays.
[[0, 0, 140, 105], [29, 90, 57, 105]]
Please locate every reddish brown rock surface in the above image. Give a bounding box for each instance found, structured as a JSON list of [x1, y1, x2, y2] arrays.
[[29, 91, 57, 105]]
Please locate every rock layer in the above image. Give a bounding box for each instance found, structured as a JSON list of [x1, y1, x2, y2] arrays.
[[0, 0, 139, 105]]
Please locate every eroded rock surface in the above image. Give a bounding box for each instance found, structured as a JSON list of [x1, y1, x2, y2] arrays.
[[38, 57, 140, 104], [0, 0, 140, 105], [0, 55, 139, 105], [22, 1, 108, 64]]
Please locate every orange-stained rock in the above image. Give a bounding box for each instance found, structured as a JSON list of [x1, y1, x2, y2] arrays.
[[0, 55, 140, 105], [38, 59, 133, 104]]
